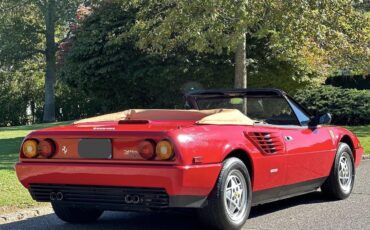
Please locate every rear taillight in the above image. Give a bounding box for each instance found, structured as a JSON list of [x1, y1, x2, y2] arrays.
[[138, 140, 156, 160], [156, 140, 174, 160], [22, 139, 56, 158], [22, 139, 38, 158], [37, 139, 56, 158]]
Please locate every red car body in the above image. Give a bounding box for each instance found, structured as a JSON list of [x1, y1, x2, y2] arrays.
[[16, 89, 363, 212]]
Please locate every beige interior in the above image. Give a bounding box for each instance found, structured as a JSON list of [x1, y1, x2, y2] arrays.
[[74, 109, 254, 125], [196, 109, 254, 125]]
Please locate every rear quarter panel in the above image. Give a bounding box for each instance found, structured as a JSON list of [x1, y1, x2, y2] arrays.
[[167, 125, 288, 192], [330, 126, 363, 167], [168, 125, 257, 165]]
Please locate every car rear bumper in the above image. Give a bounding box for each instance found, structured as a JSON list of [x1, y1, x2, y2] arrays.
[[15, 162, 221, 208]]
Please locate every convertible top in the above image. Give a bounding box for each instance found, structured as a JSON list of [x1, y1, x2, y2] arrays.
[[74, 109, 254, 125], [185, 88, 286, 98], [74, 89, 288, 126], [185, 88, 287, 109]]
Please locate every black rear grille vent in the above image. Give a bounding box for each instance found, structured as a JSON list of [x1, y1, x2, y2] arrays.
[[29, 184, 169, 211]]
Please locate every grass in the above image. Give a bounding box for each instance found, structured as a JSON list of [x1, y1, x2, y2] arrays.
[[0, 121, 71, 213], [0, 122, 368, 213], [345, 125, 370, 154]]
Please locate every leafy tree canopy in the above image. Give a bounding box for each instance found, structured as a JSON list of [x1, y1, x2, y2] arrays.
[[129, 0, 369, 76], [62, 0, 326, 116], [0, 0, 81, 65], [0, 0, 84, 122], [61, 1, 234, 112]]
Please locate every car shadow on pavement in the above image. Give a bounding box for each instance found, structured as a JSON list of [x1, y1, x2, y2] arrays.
[[0, 210, 204, 230], [0, 192, 330, 230], [249, 191, 331, 218]]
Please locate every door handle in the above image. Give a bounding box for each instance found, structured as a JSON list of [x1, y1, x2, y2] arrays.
[[284, 136, 294, 141]]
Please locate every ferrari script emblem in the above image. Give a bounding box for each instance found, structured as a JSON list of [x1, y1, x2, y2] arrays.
[[62, 146, 68, 155]]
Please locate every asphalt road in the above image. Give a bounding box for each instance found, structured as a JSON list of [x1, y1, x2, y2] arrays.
[[1, 160, 370, 230]]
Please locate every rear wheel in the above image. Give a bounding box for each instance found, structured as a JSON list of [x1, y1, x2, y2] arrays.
[[198, 157, 252, 230], [321, 143, 355, 200], [52, 203, 103, 223]]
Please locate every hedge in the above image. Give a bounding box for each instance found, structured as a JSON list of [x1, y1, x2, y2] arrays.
[[325, 74, 370, 90], [294, 85, 370, 125]]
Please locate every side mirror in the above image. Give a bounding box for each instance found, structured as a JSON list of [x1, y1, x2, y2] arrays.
[[309, 113, 332, 127], [318, 113, 332, 125]]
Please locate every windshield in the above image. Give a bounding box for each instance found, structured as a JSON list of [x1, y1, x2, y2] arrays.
[[196, 96, 300, 125]]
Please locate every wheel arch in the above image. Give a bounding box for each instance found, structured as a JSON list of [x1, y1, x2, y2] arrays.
[[339, 135, 356, 162], [224, 149, 254, 188]]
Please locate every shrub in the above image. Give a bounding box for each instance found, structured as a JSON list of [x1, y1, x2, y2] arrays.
[[325, 74, 370, 90], [294, 85, 370, 125]]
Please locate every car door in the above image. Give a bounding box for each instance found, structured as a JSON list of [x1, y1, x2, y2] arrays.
[[281, 127, 336, 185], [282, 98, 336, 187]]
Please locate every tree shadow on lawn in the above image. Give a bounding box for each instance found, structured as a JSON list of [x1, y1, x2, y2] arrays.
[[0, 137, 24, 170], [0, 192, 331, 230]]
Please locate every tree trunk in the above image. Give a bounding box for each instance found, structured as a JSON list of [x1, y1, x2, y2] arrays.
[[234, 33, 247, 89], [43, 0, 56, 122], [234, 33, 247, 114]]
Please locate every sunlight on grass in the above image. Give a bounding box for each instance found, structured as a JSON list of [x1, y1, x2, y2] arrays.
[[0, 121, 72, 212], [0, 170, 37, 210], [345, 125, 370, 154]]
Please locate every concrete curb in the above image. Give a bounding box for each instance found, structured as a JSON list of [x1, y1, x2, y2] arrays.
[[0, 206, 52, 224]]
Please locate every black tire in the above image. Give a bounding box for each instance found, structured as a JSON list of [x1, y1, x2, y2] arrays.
[[321, 142, 355, 200], [198, 157, 252, 230], [52, 203, 103, 223]]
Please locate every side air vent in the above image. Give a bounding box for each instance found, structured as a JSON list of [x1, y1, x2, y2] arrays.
[[246, 132, 285, 154]]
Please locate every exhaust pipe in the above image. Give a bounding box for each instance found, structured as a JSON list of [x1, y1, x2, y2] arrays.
[[132, 195, 140, 204], [124, 194, 140, 204], [50, 192, 56, 201], [124, 195, 132, 203], [56, 192, 64, 201]]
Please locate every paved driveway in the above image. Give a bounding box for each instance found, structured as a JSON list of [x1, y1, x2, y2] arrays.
[[1, 160, 370, 230]]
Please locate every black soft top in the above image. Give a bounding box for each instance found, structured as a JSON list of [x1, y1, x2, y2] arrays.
[[186, 88, 286, 97], [185, 88, 288, 109], [185, 88, 286, 101]]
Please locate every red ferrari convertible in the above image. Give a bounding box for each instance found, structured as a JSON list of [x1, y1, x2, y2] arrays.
[[16, 89, 363, 229]]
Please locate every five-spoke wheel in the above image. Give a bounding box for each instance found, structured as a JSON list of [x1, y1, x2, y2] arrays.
[[198, 157, 251, 230], [224, 170, 248, 223], [321, 142, 355, 200], [338, 153, 353, 193]]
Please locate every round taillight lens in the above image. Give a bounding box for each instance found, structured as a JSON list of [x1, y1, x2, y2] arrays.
[[22, 139, 38, 158], [138, 140, 155, 160], [38, 139, 56, 158], [156, 140, 174, 160]]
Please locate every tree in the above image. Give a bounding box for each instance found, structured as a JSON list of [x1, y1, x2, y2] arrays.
[[61, 1, 235, 112], [129, 0, 370, 88], [0, 0, 82, 122], [0, 61, 44, 126]]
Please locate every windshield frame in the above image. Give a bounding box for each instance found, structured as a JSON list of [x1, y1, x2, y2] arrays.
[[185, 89, 312, 126]]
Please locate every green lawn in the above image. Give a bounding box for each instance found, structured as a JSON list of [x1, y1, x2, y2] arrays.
[[345, 125, 370, 154], [0, 122, 368, 213], [0, 121, 71, 213]]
